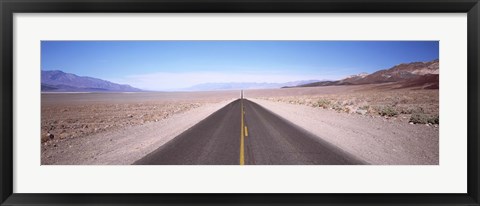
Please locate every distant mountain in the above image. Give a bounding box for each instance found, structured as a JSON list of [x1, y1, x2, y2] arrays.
[[183, 80, 320, 91], [296, 59, 439, 89], [41, 70, 142, 92]]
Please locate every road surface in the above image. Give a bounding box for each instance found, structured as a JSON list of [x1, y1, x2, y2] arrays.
[[134, 99, 364, 165]]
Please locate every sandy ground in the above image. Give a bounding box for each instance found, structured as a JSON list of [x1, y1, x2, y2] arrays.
[[248, 98, 439, 165], [41, 99, 235, 165], [41, 91, 239, 165], [41, 91, 240, 142], [245, 85, 439, 122]]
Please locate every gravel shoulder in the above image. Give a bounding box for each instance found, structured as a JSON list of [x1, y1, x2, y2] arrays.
[[41, 99, 235, 165], [248, 98, 439, 165]]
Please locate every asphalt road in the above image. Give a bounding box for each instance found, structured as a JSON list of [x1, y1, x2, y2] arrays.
[[134, 99, 364, 165]]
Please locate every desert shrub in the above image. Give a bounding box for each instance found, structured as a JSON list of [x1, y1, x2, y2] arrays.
[[344, 106, 351, 113], [400, 106, 424, 114], [428, 114, 439, 124], [409, 113, 429, 124], [331, 102, 343, 111], [358, 105, 370, 110], [410, 113, 439, 124], [341, 100, 355, 106], [313, 99, 331, 109], [378, 105, 398, 117], [410, 107, 424, 114], [398, 107, 410, 114]]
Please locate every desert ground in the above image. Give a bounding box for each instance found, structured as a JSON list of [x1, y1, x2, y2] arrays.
[[245, 84, 439, 164], [246, 83, 439, 124], [41, 84, 438, 165], [41, 91, 238, 164]]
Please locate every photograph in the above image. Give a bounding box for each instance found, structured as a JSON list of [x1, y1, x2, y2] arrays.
[[3, 0, 477, 204], [40, 40, 439, 165]]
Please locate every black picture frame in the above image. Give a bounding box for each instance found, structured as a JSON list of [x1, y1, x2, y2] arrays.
[[1, 0, 479, 205]]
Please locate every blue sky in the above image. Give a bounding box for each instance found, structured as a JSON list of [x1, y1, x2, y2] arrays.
[[41, 41, 439, 91]]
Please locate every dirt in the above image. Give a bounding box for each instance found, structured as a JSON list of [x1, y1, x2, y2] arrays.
[[41, 91, 238, 164], [246, 84, 439, 165], [245, 84, 439, 124]]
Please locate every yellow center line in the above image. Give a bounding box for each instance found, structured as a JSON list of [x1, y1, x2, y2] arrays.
[[240, 99, 245, 165]]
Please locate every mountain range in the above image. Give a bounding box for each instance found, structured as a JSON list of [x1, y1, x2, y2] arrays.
[[42, 59, 439, 92], [293, 59, 439, 89], [41, 70, 142, 92]]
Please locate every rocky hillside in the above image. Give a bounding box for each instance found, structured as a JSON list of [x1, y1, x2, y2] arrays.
[[298, 59, 439, 89]]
